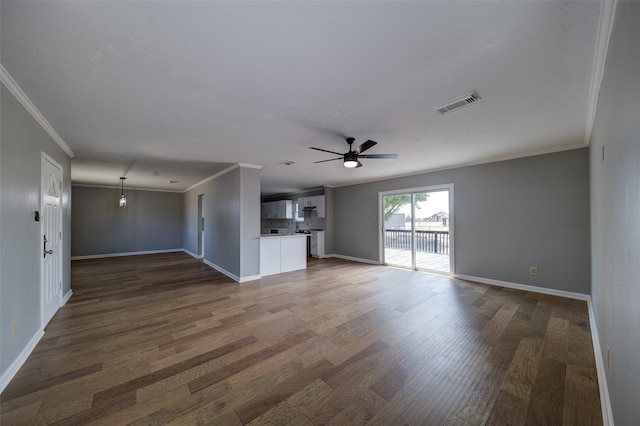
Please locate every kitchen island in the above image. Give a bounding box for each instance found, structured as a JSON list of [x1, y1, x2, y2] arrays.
[[259, 233, 310, 276]]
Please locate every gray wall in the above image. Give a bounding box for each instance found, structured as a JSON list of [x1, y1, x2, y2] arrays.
[[324, 186, 334, 254], [184, 165, 261, 280], [239, 167, 261, 277], [589, 1, 640, 423], [71, 186, 183, 257], [209, 168, 241, 275], [183, 189, 200, 256], [1, 84, 72, 374], [334, 148, 590, 294]]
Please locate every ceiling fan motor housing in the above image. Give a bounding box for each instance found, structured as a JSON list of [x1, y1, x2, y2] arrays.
[[344, 151, 358, 162]]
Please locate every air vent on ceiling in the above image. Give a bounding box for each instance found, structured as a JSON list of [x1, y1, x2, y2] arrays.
[[435, 91, 481, 114]]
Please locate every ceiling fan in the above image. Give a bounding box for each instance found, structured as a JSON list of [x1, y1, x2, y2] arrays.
[[310, 137, 398, 168]]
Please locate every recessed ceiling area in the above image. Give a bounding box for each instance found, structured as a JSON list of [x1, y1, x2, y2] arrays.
[[0, 1, 604, 195]]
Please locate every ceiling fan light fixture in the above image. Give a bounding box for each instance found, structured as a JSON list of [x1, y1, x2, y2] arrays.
[[343, 152, 358, 168], [119, 177, 127, 207]]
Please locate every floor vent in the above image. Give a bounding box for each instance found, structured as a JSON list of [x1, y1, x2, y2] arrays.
[[435, 91, 481, 114]]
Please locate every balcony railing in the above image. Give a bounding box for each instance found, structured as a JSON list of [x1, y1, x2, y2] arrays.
[[384, 229, 450, 254]]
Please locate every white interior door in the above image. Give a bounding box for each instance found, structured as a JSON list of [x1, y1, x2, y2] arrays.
[[41, 154, 63, 327]]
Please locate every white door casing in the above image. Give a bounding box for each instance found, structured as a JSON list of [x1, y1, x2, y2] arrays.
[[198, 194, 205, 258], [41, 153, 63, 327]]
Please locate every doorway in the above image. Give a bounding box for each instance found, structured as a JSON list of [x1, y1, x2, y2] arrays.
[[380, 184, 453, 274], [41, 153, 63, 326]]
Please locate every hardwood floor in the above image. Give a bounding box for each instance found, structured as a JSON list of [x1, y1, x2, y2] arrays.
[[0, 252, 602, 425]]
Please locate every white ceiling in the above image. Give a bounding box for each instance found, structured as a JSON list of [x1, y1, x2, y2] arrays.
[[1, 1, 605, 195]]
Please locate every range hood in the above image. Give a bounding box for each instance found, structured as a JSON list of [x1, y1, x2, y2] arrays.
[[302, 205, 317, 211]]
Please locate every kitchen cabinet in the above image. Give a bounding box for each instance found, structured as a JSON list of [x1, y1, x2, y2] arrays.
[[259, 237, 281, 275], [261, 202, 274, 219], [310, 231, 325, 258], [261, 200, 293, 219], [297, 195, 325, 218], [315, 196, 325, 218], [300, 197, 314, 208], [280, 237, 307, 272], [273, 200, 293, 218], [260, 234, 308, 276]]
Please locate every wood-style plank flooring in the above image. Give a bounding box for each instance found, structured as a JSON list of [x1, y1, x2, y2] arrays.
[[1, 252, 602, 425]]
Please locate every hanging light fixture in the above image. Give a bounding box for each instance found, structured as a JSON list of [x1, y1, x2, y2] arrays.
[[343, 151, 359, 168], [119, 177, 127, 207]]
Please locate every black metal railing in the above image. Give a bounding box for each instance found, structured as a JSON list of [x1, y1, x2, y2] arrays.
[[384, 229, 450, 254]]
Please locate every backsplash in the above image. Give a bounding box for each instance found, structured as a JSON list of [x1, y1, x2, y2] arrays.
[[262, 216, 325, 232]]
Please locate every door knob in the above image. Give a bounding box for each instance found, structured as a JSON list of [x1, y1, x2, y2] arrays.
[[43, 235, 54, 258]]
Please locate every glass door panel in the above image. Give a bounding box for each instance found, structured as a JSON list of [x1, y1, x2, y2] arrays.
[[383, 193, 413, 268], [414, 190, 450, 273]]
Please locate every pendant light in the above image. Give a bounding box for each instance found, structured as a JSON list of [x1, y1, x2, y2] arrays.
[[119, 177, 127, 207]]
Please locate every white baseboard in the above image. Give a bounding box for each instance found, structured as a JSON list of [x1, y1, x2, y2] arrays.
[[182, 249, 203, 259], [202, 259, 234, 280], [238, 274, 261, 283], [185, 250, 260, 281], [202, 259, 260, 283], [454, 274, 590, 301], [0, 328, 44, 394], [71, 248, 183, 260], [587, 299, 614, 426], [62, 289, 73, 305]]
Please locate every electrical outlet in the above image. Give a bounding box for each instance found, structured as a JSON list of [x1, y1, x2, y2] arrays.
[[530, 266, 539, 276], [351, 245, 356, 252], [12, 322, 17, 340], [105, 243, 110, 249]]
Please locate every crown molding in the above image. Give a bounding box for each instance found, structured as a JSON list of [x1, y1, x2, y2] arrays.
[[71, 183, 183, 193], [0, 64, 75, 158], [238, 163, 263, 170], [184, 163, 263, 192], [585, 0, 617, 145], [332, 144, 587, 190]]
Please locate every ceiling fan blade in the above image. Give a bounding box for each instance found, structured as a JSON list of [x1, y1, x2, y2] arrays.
[[310, 147, 343, 156], [354, 139, 377, 154], [356, 160, 363, 168], [358, 153, 398, 159], [313, 157, 342, 164], [291, 119, 349, 140]]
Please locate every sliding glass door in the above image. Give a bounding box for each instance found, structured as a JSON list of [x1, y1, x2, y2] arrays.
[[382, 193, 414, 268], [381, 185, 452, 274]]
